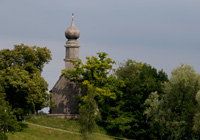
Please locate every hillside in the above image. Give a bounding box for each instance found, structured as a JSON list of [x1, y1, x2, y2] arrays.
[[7, 115, 114, 140]]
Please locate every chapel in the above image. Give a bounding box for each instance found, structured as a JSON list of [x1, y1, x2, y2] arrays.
[[50, 14, 82, 118]]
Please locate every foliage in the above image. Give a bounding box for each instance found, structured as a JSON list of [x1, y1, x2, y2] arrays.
[[62, 52, 124, 110], [105, 112, 134, 137], [0, 93, 21, 139], [145, 64, 200, 140], [114, 59, 168, 139], [62, 52, 124, 135], [62, 52, 123, 90], [79, 86, 101, 140], [0, 44, 52, 116], [63, 55, 168, 139], [193, 91, 200, 135]]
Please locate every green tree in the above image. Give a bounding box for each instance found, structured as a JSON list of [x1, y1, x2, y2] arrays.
[[193, 91, 200, 138], [0, 44, 52, 116], [0, 92, 21, 140], [114, 59, 168, 139], [79, 86, 101, 140], [62, 52, 124, 132], [145, 64, 200, 140]]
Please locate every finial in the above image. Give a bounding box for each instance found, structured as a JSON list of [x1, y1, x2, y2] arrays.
[[65, 13, 80, 40], [72, 13, 74, 22]]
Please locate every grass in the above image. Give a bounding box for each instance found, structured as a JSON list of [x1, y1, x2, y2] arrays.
[[7, 123, 81, 140], [25, 115, 80, 133], [7, 115, 114, 140]]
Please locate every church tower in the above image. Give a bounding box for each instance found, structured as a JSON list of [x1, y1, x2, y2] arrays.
[[50, 14, 82, 118], [64, 13, 80, 70]]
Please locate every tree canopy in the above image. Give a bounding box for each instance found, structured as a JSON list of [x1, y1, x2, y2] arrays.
[[145, 64, 200, 139], [110, 59, 168, 139], [0, 44, 52, 117], [62, 52, 125, 136], [63, 54, 169, 139], [62, 52, 124, 108]]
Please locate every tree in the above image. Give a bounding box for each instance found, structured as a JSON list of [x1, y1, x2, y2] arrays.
[[145, 64, 200, 139], [62, 52, 124, 133], [0, 92, 21, 140], [0, 44, 52, 116], [114, 59, 168, 139], [79, 86, 101, 140], [193, 91, 200, 138]]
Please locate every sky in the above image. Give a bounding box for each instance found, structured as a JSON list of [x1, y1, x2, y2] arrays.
[[1, 0, 200, 112]]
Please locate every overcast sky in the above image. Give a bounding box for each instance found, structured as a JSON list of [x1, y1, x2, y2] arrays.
[[1, 0, 200, 92]]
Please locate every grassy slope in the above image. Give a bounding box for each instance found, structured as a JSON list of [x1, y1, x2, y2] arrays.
[[7, 124, 81, 140], [7, 115, 113, 140]]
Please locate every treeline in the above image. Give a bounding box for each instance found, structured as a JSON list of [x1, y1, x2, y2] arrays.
[[1, 45, 200, 140], [0, 44, 52, 139], [64, 52, 200, 140]]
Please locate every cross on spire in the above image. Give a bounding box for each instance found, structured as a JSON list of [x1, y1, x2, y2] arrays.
[[72, 13, 74, 22]]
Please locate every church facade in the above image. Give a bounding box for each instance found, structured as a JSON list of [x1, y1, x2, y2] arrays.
[[50, 14, 82, 118]]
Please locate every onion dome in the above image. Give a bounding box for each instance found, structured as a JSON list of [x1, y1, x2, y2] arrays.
[[65, 13, 80, 40]]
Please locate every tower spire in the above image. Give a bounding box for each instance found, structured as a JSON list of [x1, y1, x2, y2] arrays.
[[64, 14, 80, 70]]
